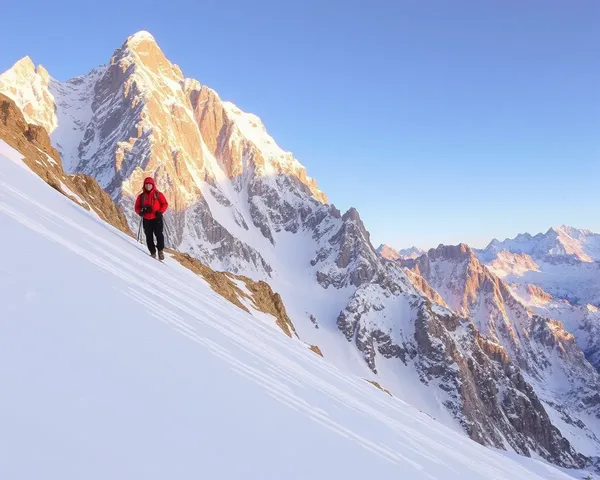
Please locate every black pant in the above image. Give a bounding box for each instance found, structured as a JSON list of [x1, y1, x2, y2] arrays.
[[143, 217, 165, 254]]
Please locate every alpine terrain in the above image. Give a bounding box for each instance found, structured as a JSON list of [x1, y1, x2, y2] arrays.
[[401, 244, 600, 460], [473, 227, 600, 371], [476, 226, 600, 307], [1, 30, 599, 475]]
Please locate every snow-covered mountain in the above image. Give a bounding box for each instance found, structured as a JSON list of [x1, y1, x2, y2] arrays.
[[474, 226, 600, 367], [377, 244, 400, 260], [377, 244, 425, 260], [480, 226, 600, 264], [476, 226, 600, 306], [1, 30, 599, 472], [1, 138, 585, 479], [402, 244, 600, 459]]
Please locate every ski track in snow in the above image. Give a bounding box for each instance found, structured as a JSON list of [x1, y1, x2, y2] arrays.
[[0, 146, 582, 479]]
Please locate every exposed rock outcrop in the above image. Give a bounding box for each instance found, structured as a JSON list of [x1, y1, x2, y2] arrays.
[[0, 93, 131, 236], [168, 250, 297, 338], [309, 345, 324, 357]]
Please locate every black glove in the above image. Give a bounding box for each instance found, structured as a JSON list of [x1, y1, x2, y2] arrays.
[[155, 210, 162, 218], [140, 205, 151, 214]]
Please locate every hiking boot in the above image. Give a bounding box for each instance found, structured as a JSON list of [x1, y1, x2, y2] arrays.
[[150, 251, 156, 258], [158, 250, 164, 261]]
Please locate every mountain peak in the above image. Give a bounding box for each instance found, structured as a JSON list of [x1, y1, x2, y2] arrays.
[[115, 30, 174, 78], [477, 225, 600, 305], [550, 224, 593, 238], [486, 238, 501, 249], [126, 30, 157, 46], [4, 56, 50, 81], [342, 207, 361, 223], [0, 57, 56, 133], [11, 56, 35, 75], [428, 243, 475, 262], [376, 244, 400, 261]]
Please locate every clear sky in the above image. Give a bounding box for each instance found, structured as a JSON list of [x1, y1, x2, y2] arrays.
[[1, 0, 598, 249]]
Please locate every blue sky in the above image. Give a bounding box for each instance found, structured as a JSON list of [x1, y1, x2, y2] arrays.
[[1, 0, 598, 249]]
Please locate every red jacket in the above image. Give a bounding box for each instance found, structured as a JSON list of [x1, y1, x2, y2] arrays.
[[134, 177, 168, 220]]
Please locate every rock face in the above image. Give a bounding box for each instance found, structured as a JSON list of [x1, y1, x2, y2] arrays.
[[313, 207, 384, 288], [1, 31, 598, 470], [509, 282, 600, 373], [336, 268, 588, 468], [377, 244, 400, 260], [0, 93, 131, 236]]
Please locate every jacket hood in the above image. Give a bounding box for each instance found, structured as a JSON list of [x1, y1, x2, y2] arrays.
[[143, 177, 156, 192]]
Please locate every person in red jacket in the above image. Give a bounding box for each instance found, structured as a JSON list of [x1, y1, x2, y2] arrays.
[[134, 176, 169, 260]]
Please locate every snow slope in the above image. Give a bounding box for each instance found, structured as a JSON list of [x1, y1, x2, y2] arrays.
[[0, 144, 582, 479]]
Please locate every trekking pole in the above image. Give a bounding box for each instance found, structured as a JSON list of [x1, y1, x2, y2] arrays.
[[164, 214, 169, 248], [137, 216, 143, 243], [136, 188, 144, 244]]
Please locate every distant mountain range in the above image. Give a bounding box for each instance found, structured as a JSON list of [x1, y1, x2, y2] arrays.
[[383, 225, 600, 307], [479, 225, 600, 264], [376, 244, 425, 260], [475, 225, 600, 307]]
